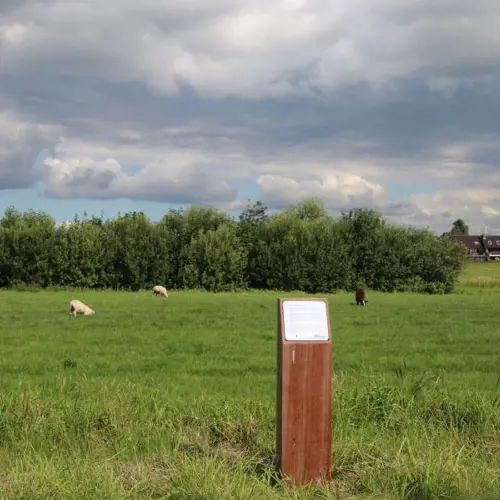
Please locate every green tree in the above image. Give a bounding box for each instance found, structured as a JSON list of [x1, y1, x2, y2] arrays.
[[238, 200, 268, 288], [180, 223, 248, 292], [283, 197, 329, 221], [340, 208, 386, 289], [450, 218, 469, 235]]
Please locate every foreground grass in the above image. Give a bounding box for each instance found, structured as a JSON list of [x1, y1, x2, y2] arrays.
[[0, 274, 500, 498]]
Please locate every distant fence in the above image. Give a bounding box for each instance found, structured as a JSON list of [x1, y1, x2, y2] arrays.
[[467, 255, 495, 262]]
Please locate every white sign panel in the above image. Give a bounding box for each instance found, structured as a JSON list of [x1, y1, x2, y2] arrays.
[[282, 300, 330, 341]]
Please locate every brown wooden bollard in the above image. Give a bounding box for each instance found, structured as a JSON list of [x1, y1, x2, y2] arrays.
[[276, 298, 332, 486]]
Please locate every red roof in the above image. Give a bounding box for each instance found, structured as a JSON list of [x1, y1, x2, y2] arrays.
[[451, 235, 500, 250], [451, 235, 483, 248]]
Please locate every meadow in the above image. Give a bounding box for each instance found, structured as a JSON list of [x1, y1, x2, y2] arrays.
[[1, 262, 500, 499]]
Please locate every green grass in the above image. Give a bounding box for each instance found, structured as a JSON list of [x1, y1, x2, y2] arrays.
[[458, 260, 500, 287], [1, 265, 500, 498]]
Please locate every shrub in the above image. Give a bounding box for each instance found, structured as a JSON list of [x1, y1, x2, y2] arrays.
[[0, 200, 468, 293]]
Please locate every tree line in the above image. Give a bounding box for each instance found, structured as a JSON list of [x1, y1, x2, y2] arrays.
[[0, 199, 468, 294]]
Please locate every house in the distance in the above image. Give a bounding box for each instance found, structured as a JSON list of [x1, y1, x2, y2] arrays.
[[450, 234, 500, 261]]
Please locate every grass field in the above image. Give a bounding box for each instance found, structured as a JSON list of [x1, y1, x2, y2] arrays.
[[1, 262, 500, 499], [458, 261, 500, 286]]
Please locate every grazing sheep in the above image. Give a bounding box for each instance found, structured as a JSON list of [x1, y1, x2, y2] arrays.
[[355, 288, 368, 306], [153, 285, 168, 297], [69, 299, 95, 316]]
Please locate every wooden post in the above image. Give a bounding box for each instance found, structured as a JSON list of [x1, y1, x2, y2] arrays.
[[276, 297, 332, 486]]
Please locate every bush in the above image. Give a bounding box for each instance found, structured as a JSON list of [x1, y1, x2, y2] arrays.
[[0, 200, 468, 293]]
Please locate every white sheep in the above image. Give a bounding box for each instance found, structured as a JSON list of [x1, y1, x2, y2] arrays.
[[69, 299, 96, 317], [152, 285, 168, 297]]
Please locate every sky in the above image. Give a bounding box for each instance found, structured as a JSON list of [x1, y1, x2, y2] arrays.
[[1, 0, 500, 234]]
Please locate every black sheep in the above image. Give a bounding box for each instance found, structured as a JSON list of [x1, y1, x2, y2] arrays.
[[355, 288, 368, 306]]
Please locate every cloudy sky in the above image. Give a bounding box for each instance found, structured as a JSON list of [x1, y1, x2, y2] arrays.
[[1, 0, 500, 234]]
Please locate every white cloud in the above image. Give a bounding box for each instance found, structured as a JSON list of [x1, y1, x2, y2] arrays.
[[42, 153, 240, 208], [482, 206, 500, 218], [398, 188, 500, 234], [257, 173, 385, 210], [413, 188, 500, 208]]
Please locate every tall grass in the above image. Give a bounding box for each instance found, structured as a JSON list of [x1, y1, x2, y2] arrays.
[[0, 265, 499, 498]]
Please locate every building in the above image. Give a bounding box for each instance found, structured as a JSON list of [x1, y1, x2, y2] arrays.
[[451, 234, 500, 261]]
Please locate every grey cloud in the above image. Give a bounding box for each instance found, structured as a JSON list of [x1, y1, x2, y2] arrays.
[[6, 71, 500, 167], [42, 157, 122, 199], [113, 163, 239, 205], [4, 0, 500, 98], [380, 201, 422, 218], [0, 0, 46, 16], [4, 72, 500, 170], [381, 201, 454, 233], [2, 0, 500, 233], [63, 166, 118, 191], [0, 115, 57, 189]]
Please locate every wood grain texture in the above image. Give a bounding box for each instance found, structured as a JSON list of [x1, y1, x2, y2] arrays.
[[276, 298, 333, 485]]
